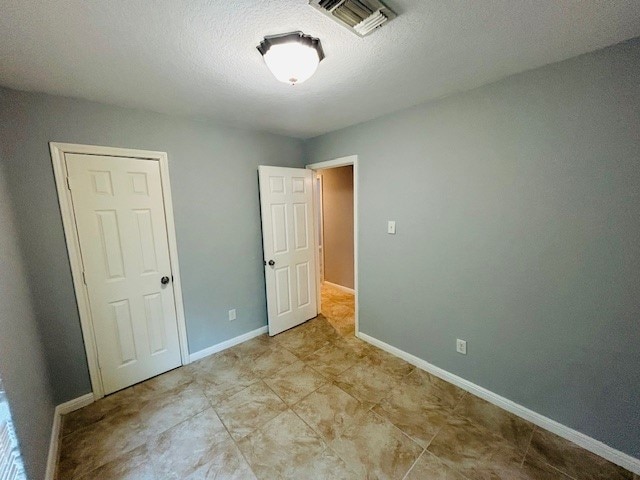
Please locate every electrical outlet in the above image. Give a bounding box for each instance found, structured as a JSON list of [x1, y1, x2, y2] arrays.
[[228, 309, 236, 321], [456, 339, 467, 355], [387, 220, 396, 234]]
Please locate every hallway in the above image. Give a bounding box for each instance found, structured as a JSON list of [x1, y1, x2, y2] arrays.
[[320, 282, 355, 337]]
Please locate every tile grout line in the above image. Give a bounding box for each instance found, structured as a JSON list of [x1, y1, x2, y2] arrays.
[[452, 390, 468, 410], [450, 390, 540, 467], [287, 405, 362, 478], [262, 367, 326, 408], [230, 380, 288, 436], [519, 425, 536, 467], [401, 448, 425, 480], [208, 403, 260, 479], [291, 379, 365, 434], [209, 358, 306, 476], [135, 381, 214, 479], [516, 428, 579, 480], [368, 406, 425, 455], [288, 379, 382, 478], [56, 390, 150, 479], [543, 459, 580, 480]]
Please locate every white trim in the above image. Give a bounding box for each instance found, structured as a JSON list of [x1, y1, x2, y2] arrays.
[[306, 155, 359, 335], [189, 326, 268, 363], [55, 393, 95, 416], [357, 332, 640, 475], [44, 415, 60, 480], [45, 393, 95, 480], [306, 156, 358, 170], [157, 152, 190, 366], [315, 174, 325, 284], [49, 142, 190, 400], [322, 281, 355, 295]]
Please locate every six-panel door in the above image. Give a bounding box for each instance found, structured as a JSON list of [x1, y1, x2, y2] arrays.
[[66, 153, 182, 394], [259, 166, 318, 336]]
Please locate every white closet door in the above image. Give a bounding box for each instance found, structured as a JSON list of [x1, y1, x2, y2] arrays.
[[67, 153, 182, 394]]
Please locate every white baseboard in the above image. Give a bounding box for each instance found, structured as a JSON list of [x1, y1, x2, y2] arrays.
[[357, 332, 640, 475], [45, 393, 95, 480], [323, 281, 355, 295], [55, 393, 95, 416], [189, 326, 268, 363]]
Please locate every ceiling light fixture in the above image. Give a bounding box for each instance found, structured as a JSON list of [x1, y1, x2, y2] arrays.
[[257, 32, 325, 85]]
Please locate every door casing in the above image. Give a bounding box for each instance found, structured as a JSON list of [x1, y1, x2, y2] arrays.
[[50, 142, 189, 399], [306, 155, 359, 336]]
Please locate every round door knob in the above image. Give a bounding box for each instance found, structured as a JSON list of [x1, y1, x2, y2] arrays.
[[161, 276, 170, 285], [268, 260, 275, 266]]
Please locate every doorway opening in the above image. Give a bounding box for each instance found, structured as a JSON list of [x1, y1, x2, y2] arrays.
[[307, 156, 358, 337]]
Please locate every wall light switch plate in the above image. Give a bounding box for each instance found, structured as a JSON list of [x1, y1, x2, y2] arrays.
[[228, 309, 236, 321], [456, 339, 467, 355], [387, 220, 396, 234]]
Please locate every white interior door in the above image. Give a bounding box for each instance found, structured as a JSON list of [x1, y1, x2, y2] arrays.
[[66, 153, 182, 394], [259, 166, 318, 336]]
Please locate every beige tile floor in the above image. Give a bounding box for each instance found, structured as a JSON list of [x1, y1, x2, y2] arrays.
[[56, 300, 635, 479], [321, 282, 356, 336]]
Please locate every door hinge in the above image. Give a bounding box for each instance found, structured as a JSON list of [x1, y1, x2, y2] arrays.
[[82, 271, 87, 285], [66, 176, 72, 190]]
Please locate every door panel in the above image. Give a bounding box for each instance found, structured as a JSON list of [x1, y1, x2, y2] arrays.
[[66, 153, 182, 394], [275, 267, 292, 315], [293, 203, 309, 249], [111, 299, 136, 366], [134, 209, 159, 273], [296, 262, 311, 307], [144, 293, 167, 355], [259, 166, 318, 335], [271, 204, 289, 254]]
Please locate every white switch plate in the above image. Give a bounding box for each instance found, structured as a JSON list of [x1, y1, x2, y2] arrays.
[[387, 220, 396, 234], [228, 309, 236, 321], [456, 339, 467, 355]]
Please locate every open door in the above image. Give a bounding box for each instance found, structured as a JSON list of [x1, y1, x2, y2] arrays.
[[258, 166, 318, 336]]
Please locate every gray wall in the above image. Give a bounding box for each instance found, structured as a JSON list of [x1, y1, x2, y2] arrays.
[[0, 163, 55, 480], [305, 39, 640, 457], [320, 166, 354, 289], [0, 88, 304, 404]]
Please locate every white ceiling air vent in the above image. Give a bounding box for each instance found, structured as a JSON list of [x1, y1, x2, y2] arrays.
[[309, 0, 397, 37]]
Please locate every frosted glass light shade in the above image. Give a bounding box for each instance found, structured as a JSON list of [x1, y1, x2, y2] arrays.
[[258, 32, 324, 85], [263, 43, 319, 85]]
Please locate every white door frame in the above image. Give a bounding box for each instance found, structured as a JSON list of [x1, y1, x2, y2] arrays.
[[306, 155, 359, 335], [315, 174, 325, 284], [50, 142, 190, 399]]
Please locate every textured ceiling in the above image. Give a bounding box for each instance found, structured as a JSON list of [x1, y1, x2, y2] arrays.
[[1, 1, 639, 138]]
